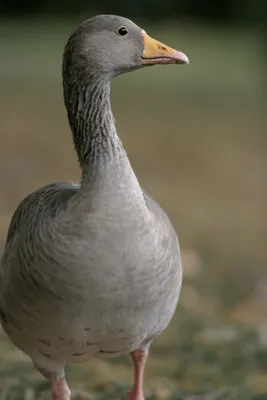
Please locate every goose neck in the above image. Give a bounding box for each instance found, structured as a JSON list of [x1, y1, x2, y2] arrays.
[[64, 76, 126, 176]]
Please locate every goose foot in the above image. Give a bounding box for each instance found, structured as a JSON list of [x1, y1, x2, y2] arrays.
[[51, 378, 71, 400], [126, 390, 145, 400], [127, 348, 148, 400]]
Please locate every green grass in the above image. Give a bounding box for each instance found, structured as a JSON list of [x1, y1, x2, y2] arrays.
[[0, 18, 266, 399]]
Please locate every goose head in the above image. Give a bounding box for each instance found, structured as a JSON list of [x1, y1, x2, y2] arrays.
[[63, 14, 189, 80]]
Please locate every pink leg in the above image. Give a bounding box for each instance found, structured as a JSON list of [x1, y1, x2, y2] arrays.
[[127, 348, 148, 400], [51, 378, 71, 400]]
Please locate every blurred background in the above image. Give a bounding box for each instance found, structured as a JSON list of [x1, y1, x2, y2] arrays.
[[0, 1, 266, 399]]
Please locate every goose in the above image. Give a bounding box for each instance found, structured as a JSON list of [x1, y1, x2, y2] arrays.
[[0, 15, 189, 400]]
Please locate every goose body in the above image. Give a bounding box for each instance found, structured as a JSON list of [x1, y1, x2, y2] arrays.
[[0, 15, 188, 400]]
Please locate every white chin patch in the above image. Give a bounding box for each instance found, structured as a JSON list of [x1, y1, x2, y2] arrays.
[[141, 30, 146, 56]]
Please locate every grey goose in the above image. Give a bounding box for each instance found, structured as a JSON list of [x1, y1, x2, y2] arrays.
[[0, 15, 188, 400]]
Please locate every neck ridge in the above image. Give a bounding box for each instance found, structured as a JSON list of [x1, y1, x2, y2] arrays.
[[63, 73, 126, 176]]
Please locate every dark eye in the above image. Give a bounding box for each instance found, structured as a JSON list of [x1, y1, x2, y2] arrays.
[[117, 26, 128, 36]]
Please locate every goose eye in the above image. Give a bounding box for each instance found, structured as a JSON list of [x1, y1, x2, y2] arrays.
[[117, 26, 128, 36]]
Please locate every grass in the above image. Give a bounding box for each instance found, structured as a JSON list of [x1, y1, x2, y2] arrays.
[[0, 18, 266, 399]]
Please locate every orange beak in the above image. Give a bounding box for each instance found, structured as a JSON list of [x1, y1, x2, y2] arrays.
[[141, 32, 189, 65]]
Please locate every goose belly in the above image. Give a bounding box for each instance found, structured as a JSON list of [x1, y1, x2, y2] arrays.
[[1, 218, 182, 363], [1, 255, 181, 363]]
